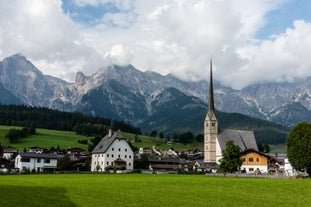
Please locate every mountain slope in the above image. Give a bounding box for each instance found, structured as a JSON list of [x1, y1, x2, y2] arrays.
[[0, 54, 307, 144]]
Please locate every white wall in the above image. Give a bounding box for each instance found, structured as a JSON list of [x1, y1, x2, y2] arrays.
[[241, 164, 268, 174]]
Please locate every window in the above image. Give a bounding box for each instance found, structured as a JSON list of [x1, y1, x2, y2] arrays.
[[112, 148, 114, 151], [107, 154, 109, 157], [118, 155, 120, 158], [249, 168, 254, 171], [212, 122, 215, 126], [249, 158, 254, 162], [129, 162, 131, 166], [107, 162, 109, 165], [101, 161, 103, 164], [37, 159, 41, 163], [125, 149, 127, 152], [21, 158, 30, 162], [118, 148, 121, 152], [44, 159, 50, 163], [112, 154, 114, 158], [125, 155, 127, 158], [129, 155, 132, 159], [256, 158, 259, 162]]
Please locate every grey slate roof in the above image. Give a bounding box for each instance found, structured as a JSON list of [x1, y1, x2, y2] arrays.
[[91, 130, 126, 154], [218, 129, 258, 151], [19, 152, 58, 159]]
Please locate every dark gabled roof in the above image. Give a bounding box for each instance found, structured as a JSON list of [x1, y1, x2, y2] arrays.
[[18, 152, 58, 159], [218, 129, 258, 151], [91, 130, 127, 154]]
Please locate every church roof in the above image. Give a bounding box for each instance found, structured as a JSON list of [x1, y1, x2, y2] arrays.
[[218, 129, 258, 151]]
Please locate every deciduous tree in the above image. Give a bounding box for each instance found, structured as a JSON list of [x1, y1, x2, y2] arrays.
[[287, 121, 311, 176], [218, 140, 243, 173]]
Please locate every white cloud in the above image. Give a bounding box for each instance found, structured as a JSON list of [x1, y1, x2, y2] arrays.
[[1, 0, 311, 89], [104, 44, 133, 66], [234, 20, 311, 88]]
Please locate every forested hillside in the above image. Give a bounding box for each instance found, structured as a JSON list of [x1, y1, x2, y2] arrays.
[[0, 105, 141, 135]]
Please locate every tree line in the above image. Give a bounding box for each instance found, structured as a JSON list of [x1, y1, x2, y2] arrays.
[[5, 125, 36, 143]]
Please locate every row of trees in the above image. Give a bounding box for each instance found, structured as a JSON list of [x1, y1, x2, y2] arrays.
[[5, 125, 36, 143]]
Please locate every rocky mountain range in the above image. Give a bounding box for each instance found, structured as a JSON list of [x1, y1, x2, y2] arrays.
[[0, 54, 309, 139]]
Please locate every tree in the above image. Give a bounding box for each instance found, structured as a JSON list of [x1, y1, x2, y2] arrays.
[[58, 154, 71, 171], [178, 131, 194, 144], [218, 140, 243, 173], [287, 121, 311, 176]]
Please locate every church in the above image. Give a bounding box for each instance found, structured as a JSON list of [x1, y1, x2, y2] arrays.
[[203, 60, 258, 169]]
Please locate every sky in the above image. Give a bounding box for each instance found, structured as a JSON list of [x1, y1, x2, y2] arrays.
[[0, 0, 311, 89]]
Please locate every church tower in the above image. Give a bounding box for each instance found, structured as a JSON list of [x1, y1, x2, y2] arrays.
[[204, 60, 218, 164]]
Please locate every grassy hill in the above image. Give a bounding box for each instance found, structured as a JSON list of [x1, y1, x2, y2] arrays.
[[0, 126, 91, 151], [0, 126, 203, 152]]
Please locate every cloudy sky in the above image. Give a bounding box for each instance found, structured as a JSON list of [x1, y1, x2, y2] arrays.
[[0, 0, 311, 89]]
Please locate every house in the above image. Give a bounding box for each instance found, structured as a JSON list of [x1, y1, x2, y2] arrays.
[[240, 149, 270, 173], [67, 147, 86, 157], [15, 152, 58, 173], [91, 129, 134, 172], [29, 146, 46, 153], [148, 157, 181, 172], [3, 149, 17, 160]]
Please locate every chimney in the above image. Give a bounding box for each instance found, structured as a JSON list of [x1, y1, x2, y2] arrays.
[[108, 129, 112, 137]]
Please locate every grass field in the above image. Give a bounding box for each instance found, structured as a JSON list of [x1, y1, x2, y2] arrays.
[[0, 125, 203, 152], [0, 174, 310, 207], [0, 126, 91, 151]]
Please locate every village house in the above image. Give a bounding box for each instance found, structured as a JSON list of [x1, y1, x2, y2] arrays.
[[3, 149, 17, 160], [91, 129, 134, 172], [15, 152, 58, 173], [240, 149, 271, 173], [67, 147, 86, 157], [148, 157, 181, 172], [29, 146, 46, 153]]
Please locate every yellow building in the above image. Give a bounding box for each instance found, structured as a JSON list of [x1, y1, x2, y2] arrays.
[[241, 149, 270, 173]]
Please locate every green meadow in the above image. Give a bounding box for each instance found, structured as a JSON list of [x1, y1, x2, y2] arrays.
[[0, 125, 203, 152], [0, 174, 310, 207], [0, 126, 91, 151]]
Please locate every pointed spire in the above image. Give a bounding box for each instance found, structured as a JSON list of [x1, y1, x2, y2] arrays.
[[208, 59, 215, 114]]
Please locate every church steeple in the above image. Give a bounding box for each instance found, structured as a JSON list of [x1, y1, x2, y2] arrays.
[[208, 59, 215, 115], [204, 59, 218, 164]]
